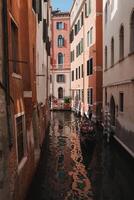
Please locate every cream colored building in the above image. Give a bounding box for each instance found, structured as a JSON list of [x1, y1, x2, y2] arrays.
[[70, 0, 103, 120], [36, 0, 51, 107], [103, 0, 134, 156], [35, 0, 51, 147]]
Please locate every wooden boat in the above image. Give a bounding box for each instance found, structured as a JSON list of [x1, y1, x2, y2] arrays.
[[80, 120, 96, 152]]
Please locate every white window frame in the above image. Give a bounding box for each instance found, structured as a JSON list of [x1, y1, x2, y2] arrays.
[[15, 112, 27, 171]]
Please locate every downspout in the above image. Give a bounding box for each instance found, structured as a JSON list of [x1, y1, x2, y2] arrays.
[[2, 0, 13, 149]]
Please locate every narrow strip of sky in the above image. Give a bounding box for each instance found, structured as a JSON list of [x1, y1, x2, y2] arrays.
[[51, 0, 73, 12]]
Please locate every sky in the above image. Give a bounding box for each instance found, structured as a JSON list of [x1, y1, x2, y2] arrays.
[[51, 0, 73, 12]]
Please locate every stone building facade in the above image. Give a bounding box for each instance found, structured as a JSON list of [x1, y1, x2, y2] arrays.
[[35, 0, 51, 155], [103, 0, 134, 156], [0, 0, 51, 199], [70, 0, 103, 120], [0, 1, 10, 199]]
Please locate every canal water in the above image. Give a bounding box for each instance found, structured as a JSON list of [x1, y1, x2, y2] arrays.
[[27, 111, 134, 200]]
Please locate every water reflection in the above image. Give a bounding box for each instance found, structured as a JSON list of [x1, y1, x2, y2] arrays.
[[46, 112, 94, 200], [27, 111, 134, 200]]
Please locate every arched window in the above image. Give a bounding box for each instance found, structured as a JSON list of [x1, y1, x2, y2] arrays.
[[111, 37, 114, 66], [58, 53, 64, 65], [105, 2, 108, 24], [58, 87, 63, 99], [119, 25, 124, 60], [105, 46, 108, 69], [130, 10, 134, 53], [110, 96, 116, 126], [58, 35, 64, 47]]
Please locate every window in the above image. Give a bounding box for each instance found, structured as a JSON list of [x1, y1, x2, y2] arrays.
[[32, 0, 38, 12], [82, 89, 84, 102], [111, 37, 114, 66], [105, 88, 107, 105], [119, 92, 124, 112], [50, 74, 52, 83], [90, 27, 93, 45], [70, 29, 74, 43], [130, 11, 134, 53], [105, 46, 108, 69], [81, 12, 84, 26], [76, 68, 78, 80], [88, 0, 91, 15], [81, 64, 83, 78], [87, 58, 93, 75], [32, 0, 35, 10], [80, 38, 84, 53], [79, 66, 80, 79], [85, 2, 88, 17], [77, 20, 80, 32], [119, 25, 124, 60], [58, 87, 63, 99], [56, 22, 64, 30], [75, 24, 78, 35], [71, 50, 75, 62], [16, 115, 26, 163], [58, 53, 64, 65], [72, 71, 74, 81], [76, 39, 83, 57], [85, 0, 91, 17], [57, 74, 65, 83], [78, 90, 81, 100], [87, 27, 93, 46], [87, 31, 89, 46], [58, 35, 64, 47], [87, 88, 93, 105], [105, 2, 108, 24], [38, 0, 42, 22], [11, 21, 19, 73]]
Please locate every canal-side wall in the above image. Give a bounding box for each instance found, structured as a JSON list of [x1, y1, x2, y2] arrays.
[[103, 0, 134, 157]]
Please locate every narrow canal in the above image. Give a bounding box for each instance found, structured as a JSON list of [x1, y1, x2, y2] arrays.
[[27, 111, 134, 200]]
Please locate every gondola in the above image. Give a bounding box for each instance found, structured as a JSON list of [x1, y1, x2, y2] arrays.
[[80, 120, 96, 152]]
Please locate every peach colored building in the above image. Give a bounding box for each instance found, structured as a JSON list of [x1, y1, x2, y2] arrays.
[[70, 0, 103, 121], [103, 0, 134, 156], [50, 11, 71, 106]]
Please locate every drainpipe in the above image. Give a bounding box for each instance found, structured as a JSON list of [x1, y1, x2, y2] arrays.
[[2, 0, 13, 149]]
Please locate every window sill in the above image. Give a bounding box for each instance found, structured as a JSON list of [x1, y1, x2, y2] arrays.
[[119, 57, 125, 63], [128, 51, 134, 57], [104, 68, 108, 72], [119, 111, 124, 115], [18, 156, 28, 174], [12, 73, 22, 79]]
